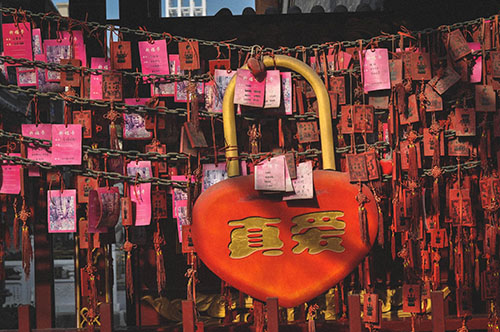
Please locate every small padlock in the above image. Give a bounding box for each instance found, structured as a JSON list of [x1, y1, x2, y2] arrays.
[[247, 56, 266, 81]]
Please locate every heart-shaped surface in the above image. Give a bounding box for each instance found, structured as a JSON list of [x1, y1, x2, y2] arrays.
[[192, 170, 378, 307]]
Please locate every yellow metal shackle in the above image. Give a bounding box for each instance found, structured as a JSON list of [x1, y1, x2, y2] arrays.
[[222, 54, 336, 177]]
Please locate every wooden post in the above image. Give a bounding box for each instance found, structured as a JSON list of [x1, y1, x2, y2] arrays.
[[100, 302, 113, 332], [431, 291, 445, 332], [267, 297, 279, 332], [18, 305, 31, 332], [348, 294, 362, 332], [182, 300, 195, 332]]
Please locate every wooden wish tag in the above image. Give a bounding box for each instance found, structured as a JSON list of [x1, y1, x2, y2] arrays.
[[152, 189, 168, 219], [411, 52, 432, 81], [447, 138, 471, 157], [428, 66, 460, 95], [78, 219, 100, 249], [447, 29, 472, 61], [110, 41, 132, 70], [402, 284, 421, 313], [353, 105, 374, 133], [179, 41, 200, 71], [400, 140, 422, 170], [481, 270, 499, 300], [145, 141, 167, 173], [120, 197, 134, 226], [475, 85, 496, 112], [491, 52, 500, 78], [346, 153, 368, 182], [430, 228, 448, 248], [340, 105, 353, 134], [451, 108, 476, 136], [102, 72, 123, 101], [456, 286, 473, 317], [400, 94, 419, 125], [423, 84, 443, 111], [296, 121, 319, 143], [448, 189, 474, 226], [329, 91, 338, 118], [423, 128, 445, 156], [209, 59, 231, 75], [182, 225, 196, 253], [60, 59, 81, 87], [389, 58, 403, 87], [180, 125, 197, 156], [484, 224, 497, 257], [364, 150, 380, 181], [329, 76, 346, 104], [363, 293, 379, 324], [76, 175, 97, 203], [73, 110, 92, 138], [184, 122, 208, 148]]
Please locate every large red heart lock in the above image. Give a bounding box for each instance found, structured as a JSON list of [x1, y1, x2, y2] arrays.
[[192, 55, 378, 307]]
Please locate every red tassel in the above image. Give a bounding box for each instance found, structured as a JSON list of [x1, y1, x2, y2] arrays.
[[356, 187, 370, 245], [377, 207, 384, 247], [126, 251, 133, 298], [253, 299, 265, 332], [391, 232, 396, 261], [153, 227, 167, 294], [21, 223, 32, 279], [13, 215, 19, 249]]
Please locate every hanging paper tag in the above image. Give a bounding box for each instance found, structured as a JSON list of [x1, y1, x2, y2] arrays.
[[329, 76, 346, 104], [254, 155, 286, 191], [31, 28, 42, 56], [281, 72, 293, 115], [411, 52, 432, 81], [363, 293, 379, 323], [469, 42, 482, 83], [448, 189, 473, 226], [346, 153, 369, 182], [22, 124, 52, 163], [183, 122, 208, 148], [400, 51, 413, 80], [353, 105, 374, 133], [77, 175, 97, 203], [329, 92, 339, 117], [423, 128, 445, 156], [47, 189, 77, 233], [209, 59, 230, 75], [491, 52, 500, 78], [110, 41, 132, 69], [16, 67, 36, 86], [123, 113, 152, 140], [78, 219, 100, 249], [2, 23, 33, 60], [130, 182, 151, 226], [138, 40, 170, 79], [296, 121, 319, 143], [340, 105, 354, 134], [60, 31, 87, 67], [209, 69, 236, 112], [179, 41, 200, 71], [451, 108, 476, 136], [127, 160, 153, 179], [44, 39, 71, 82], [362, 48, 391, 92], [447, 138, 471, 157], [429, 66, 460, 95], [264, 70, 281, 109], [284, 153, 297, 179], [52, 124, 82, 165], [447, 29, 471, 61], [145, 142, 167, 173], [102, 72, 123, 101], [152, 190, 168, 219], [481, 270, 498, 300], [326, 51, 352, 70], [0, 154, 21, 194], [151, 54, 179, 97], [182, 225, 195, 253], [364, 150, 380, 180], [389, 59, 403, 87], [400, 141, 422, 170], [400, 94, 419, 125], [475, 85, 496, 112], [402, 284, 421, 313], [368, 93, 389, 110], [60, 59, 81, 87], [283, 161, 314, 200], [430, 229, 448, 248], [423, 84, 443, 111], [72, 110, 92, 138], [90, 187, 121, 230], [201, 162, 246, 191], [120, 197, 134, 226], [174, 80, 204, 103], [234, 69, 265, 107], [90, 58, 110, 100]]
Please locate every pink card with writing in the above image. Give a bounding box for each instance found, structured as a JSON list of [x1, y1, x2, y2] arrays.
[[254, 155, 286, 191], [208, 69, 236, 113], [44, 39, 71, 81], [31, 28, 42, 56], [2, 23, 32, 60], [151, 54, 179, 97], [22, 124, 52, 162], [139, 40, 169, 79], [60, 30, 87, 67], [90, 57, 110, 100], [175, 80, 204, 103], [234, 69, 265, 107], [0, 153, 21, 194], [126, 160, 153, 178], [16, 66, 37, 86], [202, 162, 247, 191], [284, 161, 314, 200], [130, 183, 151, 226], [362, 48, 391, 92], [52, 124, 82, 165], [281, 72, 292, 115], [171, 175, 189, 218], [469, 42, 482, 83], [47, 189, 77, 233], [175, 199, 188, 243], [264, 70, 281, 108]]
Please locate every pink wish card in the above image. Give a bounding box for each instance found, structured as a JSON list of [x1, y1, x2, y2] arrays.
[[126, 160, 152, 178], [151, 54, 179, 97], [284, 161, 314, 200], [175, 200, 188, 243], [32, 28, 42, 56], [469, 42, 482, 83], [44, 39, 71, 81], [327, 51, 352, 71], [170, 175, 192, 218], [281, 72, 292, 115], [264, 70, 281, 108], [139, 39, 169, 80], [0, 153, 21, 194], [16, 66, 37, 86], [202, 161, 247, 191], [52, 124, 82, 165], [175, 80, 204, 103], [47, 189, 77, 233], [60, 30, 87, 67], [22, 124, 52, 162], [209, 69, 236, 113], [2, 23, 32, 60], [90, 57, 110, 100], [254, 155, 286, 191], [130, 182, 151, 226], [362, 48, 391, 92], [234, 69, 265, 107]]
